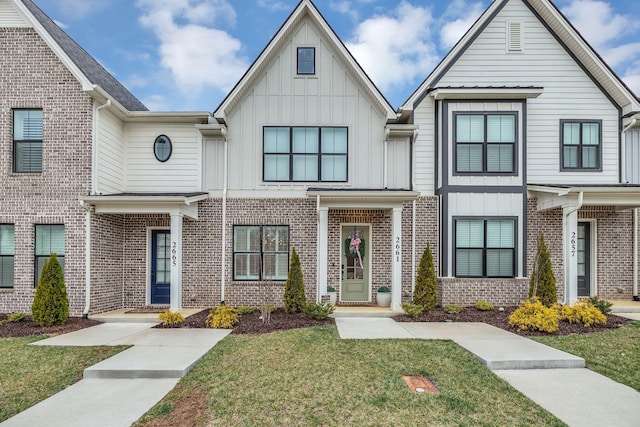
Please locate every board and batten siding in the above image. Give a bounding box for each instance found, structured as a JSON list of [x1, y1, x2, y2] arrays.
[[125, 122, 200, 193], [218, 19, 390, 193], [626, 128, 640, 184], [96, 108, 125, 193], [413, 98, 436, 195], [0, 0, 29, 27], [437, 0, 620, 185]]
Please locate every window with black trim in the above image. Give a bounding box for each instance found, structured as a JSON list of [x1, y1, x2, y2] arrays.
[[0, 225, 14, 288], [297, 47, 315, 75], [561, 120, 601, 170], [455, 218, 515, 278], [13, 109, 43, 173], [233, 225, 289, 281], [263, 127, 347, 182], [454, 113, 516, 174], [34, 224, 64, 286]]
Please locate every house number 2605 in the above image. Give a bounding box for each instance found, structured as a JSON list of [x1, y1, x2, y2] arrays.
[[172, 242, 177, 267], [395, 237, 401, 262]]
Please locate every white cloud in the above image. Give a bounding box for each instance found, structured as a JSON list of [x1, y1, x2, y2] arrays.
[[50, 0, 109, 20], [256, 0, 291, 12], [345, 2, 439, 92], [439, 0, 485, 49], [136, 0, 248, 95]]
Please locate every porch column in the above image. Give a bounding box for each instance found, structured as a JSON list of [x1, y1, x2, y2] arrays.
[[392, 207, 402, 311], [563, 206, 579, 305], [317, 207, 329, 301], [170, 212, 183, 312]]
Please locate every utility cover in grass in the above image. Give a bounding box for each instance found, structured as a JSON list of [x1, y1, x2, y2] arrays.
[[402, 376, 440, 394]]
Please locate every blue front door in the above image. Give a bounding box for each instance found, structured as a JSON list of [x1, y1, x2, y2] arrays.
[[151, 230, 171, 305]]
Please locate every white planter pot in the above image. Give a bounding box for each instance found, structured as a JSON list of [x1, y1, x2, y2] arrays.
[[377, 292, 391, 308], [327, 292, 337, 305]]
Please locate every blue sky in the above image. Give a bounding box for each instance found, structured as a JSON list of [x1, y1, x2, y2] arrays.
[[34, 0, 640, 112]]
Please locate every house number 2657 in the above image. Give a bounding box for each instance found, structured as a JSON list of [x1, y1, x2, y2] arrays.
[[570, 231, 576, 257], [395, 237, 401, 262]]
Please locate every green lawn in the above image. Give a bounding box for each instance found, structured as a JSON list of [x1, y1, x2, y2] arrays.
[[136, 326, 564, 427], [533, 320, 640, 391], [0, 336, 126, 422]]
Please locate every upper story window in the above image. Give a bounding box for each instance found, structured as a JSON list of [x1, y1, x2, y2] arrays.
[[233, 225, 289, 281], [263, 127, 347, 182], [454, 113, 516, 175], [455, 218, 515, 278], [0, 225, 15, 288], [13, 109, 43, 173], [34, 224, 64, 286], [297, 47, 315, 75], [154, 135, 172, 162], [561, 120, 601, 170]]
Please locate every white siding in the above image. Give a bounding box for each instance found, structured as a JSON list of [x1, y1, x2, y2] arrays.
[[387, 138, 410, 189], [626, 129, 640, 184], [96, 109, 125, 193], [125, 123, 200, 192], [413, 98, 436, 194], [203, 138, 225, 191], [438, 0, 620, 184], [0, 1, 29, 27], [223, 19, 390, 192]]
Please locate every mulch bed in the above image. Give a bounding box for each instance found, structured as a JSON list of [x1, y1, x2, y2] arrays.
[[392, 306, 632, 336], [1, 306, 632, 339], [0, 314, 102, 338]]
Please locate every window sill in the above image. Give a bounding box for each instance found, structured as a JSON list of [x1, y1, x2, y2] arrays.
[[0, 287, 15, 293]]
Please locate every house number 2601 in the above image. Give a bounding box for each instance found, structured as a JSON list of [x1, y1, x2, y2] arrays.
[[172, 242, 177, 267], [395, 237, 401, 262]]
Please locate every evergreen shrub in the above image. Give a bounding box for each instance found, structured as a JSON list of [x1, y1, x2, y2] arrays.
[[284, 248, 306, 313], [31, 254, 69, 327]]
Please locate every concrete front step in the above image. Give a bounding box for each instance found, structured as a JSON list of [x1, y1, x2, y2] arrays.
[[331, 306, 400, 318]]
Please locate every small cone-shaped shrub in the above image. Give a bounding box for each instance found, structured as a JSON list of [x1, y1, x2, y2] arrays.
[[284, 247, 306, 313], [31, 253, 69, 326], [413, 242, 438, 312], [529, 233, 557, 307]]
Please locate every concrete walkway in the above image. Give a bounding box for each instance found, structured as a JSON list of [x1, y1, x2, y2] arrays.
[[335, 318, 640, 427], [2, 323, 230, 427]]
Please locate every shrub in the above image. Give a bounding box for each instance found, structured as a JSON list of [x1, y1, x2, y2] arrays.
[[158, 310, 184, 327], [401, 302, 424, 318], [444, 304, 462, 314], [302, 301, 335, 320], [475, 301, 494, 311], [7, 312, 26, 323], [377, 286, 390, 293], [236, 306, 254, 316], [588, 296, 613, 315], [284, 248, 306, 313], [560, 301, 607, 327], [508, 297, 559, 333], [207, 305, 239, 329], [529, 233, 557, 307], [413, 242, 438, 312], [31, 254, 69, 327]]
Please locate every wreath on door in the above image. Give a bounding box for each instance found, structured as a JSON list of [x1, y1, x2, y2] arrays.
[[344, 237, 366, 259]]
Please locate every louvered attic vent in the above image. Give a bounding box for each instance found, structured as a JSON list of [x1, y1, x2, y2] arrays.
[[507, 21, 523, 52]]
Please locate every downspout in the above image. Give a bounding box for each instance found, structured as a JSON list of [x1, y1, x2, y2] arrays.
[[622, 119, 636, 183], [411, 129, 419, 294], [634, 208, 639, 300], [221, 128, 228, 304], [91, 100, 111, 195], [316, 194, 320, 302], [383, 129, 389, 189], [83, 99, 110, 319], [565, 191, 584, 216]]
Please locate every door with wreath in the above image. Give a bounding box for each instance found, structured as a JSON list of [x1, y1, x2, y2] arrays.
[[341, 225, 370, 302]]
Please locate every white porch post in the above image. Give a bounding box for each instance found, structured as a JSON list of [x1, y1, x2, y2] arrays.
[[170, 212, 183, 312], [392, 207, 403, 311], [317, 207, 329, 301], [563, 207, 579, 305]]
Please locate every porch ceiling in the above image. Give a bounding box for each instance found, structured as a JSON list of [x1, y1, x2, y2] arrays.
[[307, 188, 419, 209], [528, 185, 640, 211], [80, 192, 208, 220]]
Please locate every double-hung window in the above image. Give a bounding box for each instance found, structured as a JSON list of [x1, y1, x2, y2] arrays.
[[0, 225, 14, 288], [14, 109, 43, 173], [455, 113, 516, 174], [455, 218, 515, 277], [34, 224, 65, 286], [263, 127, 347, 182], [561, 120, 601, 170], [297, 47, 315, 75], [233, 225, 289, 281]]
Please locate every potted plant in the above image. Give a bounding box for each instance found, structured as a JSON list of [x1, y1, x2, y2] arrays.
[[377, 286, 391, 308], [326, 285, 337, 305]]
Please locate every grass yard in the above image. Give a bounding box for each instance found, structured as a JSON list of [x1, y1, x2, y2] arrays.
[[136, 326, 564, 427], [0, 336, 126, 422], [533, 320, 640, 391]]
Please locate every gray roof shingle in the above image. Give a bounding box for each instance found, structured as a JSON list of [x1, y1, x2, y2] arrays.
[[21, 0, 148, 111]]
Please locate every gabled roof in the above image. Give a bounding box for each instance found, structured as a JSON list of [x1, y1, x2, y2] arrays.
[[400, 0, 640, 117], [213, 0, 396, 123], [14, 0, 147, 111]]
